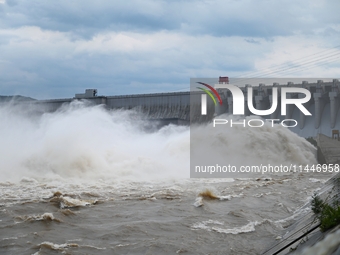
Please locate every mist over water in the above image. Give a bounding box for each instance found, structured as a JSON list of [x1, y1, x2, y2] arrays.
[[191, 115, 317, 178], [0, 101, 317, 182], [0, 101, 190, 182]]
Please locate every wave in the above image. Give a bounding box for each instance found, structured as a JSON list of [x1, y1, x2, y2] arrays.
[[191, 219, 260, 235], [15, 212, 61, 223]]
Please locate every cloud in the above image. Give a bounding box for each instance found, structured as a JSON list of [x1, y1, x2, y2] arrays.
[[0, 26, 264, 98], [0, 0, 339, 99], [245, 38, 260, 44], [1, 0, 339, 38]]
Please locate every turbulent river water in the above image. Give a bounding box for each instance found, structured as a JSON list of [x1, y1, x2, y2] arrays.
[[0, 102, 333, 254]]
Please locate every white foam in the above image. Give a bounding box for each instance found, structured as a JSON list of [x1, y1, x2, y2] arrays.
[[193, 197, 204, 207], [2, 236, 18, 240], [309, 178, 325, 183], [276, 207, 311, 229], [191, 219, 260, 235], [0, 102, 190, 182], [16, 212, 59, 223], [20, 177, 38, 183], [38, 241, 79, 250], [212, 221, 260, 234], [59, 196, 97, 209], [0, 103, 317, 183], [191, 114, 317, 171]]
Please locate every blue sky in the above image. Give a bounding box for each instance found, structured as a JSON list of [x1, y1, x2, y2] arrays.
[[0, 0, 339, 99]]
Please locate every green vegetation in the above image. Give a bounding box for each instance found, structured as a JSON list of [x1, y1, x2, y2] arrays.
[[0, 95, 36, 102], [311, 193, 324, 214], [311, 192, 340, 232]]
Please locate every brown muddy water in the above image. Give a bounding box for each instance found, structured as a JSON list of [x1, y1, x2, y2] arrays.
[[0, 102, 331, 254], [0, 174, 332, 255]]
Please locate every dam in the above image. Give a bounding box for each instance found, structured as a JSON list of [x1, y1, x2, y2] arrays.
[[11, 78, 340, 138], [28, 89, 191, 126]]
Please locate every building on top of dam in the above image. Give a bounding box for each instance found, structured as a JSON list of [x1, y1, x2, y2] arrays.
[[75, 89, 97, 98]]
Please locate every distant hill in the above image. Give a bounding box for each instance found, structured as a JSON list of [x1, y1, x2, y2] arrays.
[[0, 95, 36, 102]]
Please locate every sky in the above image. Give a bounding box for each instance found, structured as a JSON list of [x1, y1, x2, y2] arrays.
[[0, 0, 340, 99]]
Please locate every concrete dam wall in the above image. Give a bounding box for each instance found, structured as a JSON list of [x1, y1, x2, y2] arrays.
[[26, 91, 195, 125], [215, 79, 340, 138], [106, 92, 191, 121], [14, 79, 340, 137]]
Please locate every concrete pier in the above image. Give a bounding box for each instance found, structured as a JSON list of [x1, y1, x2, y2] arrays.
[[329, 80, 340, 129], [317, 134, 340, 165]]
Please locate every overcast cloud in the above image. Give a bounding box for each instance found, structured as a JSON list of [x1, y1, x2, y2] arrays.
[[0, 0, 339, 99]]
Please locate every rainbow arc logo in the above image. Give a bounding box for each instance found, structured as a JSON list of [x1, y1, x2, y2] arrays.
[[196, 82, 223, 115]]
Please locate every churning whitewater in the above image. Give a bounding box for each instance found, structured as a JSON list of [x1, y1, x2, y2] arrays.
[[0, 102, 332, 254]]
